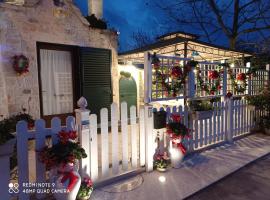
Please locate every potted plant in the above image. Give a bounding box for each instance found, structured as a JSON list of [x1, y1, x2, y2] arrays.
[[246, 82, 270, 132], [188, 100, 213, 120], [0, 109, 35, 170], [39, 129, 87, 200], [166, 114, 191, 168], [153, 152, 169, 172], [77, 177, 94, 200], [153, 110, 167, 129]]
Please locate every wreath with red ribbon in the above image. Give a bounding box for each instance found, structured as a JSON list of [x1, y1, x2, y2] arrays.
[[151, 54, 193, 98], [196, 66, 223, 95], [12, 55, 29, 76], [228, 69, 248, 93]]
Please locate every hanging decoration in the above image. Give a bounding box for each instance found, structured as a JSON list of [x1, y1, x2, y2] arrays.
[[228, 69, 247, 93], [185, 60, 199, 72], [151, 54, 196, 98], [196, 66, 223, 95], [12, 55, 29, 76], [153, 65, 186, 98], [166, 114, 190, 154], [151, 53, 161, 70], [191, 50, 199, 57]]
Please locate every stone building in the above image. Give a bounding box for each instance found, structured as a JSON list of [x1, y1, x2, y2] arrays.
[[0, 0, 119, 122]]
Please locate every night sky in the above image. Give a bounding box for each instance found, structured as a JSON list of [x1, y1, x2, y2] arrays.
[[73, 0, 268, 53], [74, 0, 168, 52]]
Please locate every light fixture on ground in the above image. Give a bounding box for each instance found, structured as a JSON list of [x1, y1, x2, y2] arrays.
[[159, 176, 166, 183]]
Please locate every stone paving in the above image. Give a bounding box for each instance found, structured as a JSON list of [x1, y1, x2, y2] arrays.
[[29, 134, 270, 200], [186, 153, 270, 200], [90, 134, 270, 200]]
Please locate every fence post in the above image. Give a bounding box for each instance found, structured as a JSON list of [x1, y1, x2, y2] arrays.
[[187, 68, 195, 152], [144, 52, 152, 104], [266, 64, 270, 83], [226, 98, 233, 143], [188, 66, 196, 98], [222, 67, 227, 100], [247, 63, 252, 95], [145, 105, 154, 172], [75, 97, 91, 177]]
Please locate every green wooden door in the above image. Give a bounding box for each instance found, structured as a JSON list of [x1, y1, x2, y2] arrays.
[[119, 76, 137, 114], [79, 47, 112, 121]]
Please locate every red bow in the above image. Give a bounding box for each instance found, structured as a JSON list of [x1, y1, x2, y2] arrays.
[[171, 114, 181, 122], [61, 171, 79, 191]]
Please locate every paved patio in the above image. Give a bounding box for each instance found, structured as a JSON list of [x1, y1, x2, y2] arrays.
[[186, 153, 270, 200], [90, 133, 270, 200]]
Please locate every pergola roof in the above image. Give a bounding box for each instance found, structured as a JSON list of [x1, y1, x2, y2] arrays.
[[119, 33, 252, 64]]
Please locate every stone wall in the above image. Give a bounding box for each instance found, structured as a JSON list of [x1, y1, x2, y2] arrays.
[[0, 0, 119, 119]]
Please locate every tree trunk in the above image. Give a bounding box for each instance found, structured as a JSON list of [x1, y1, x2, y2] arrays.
[[229, 37, 237, 49]]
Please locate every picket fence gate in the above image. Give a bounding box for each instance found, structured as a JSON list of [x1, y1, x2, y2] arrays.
[[76, 102, 153, 185]]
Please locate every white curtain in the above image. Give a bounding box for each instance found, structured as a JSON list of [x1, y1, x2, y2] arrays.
[[40, 49, 73, 115]]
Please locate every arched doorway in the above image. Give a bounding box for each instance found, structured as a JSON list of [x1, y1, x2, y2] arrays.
[[119, 75, 137, 114]]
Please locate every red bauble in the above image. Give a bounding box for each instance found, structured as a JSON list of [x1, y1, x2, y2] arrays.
[[217, 85, 222, 90], [236, 73, 246, 81], [208, 70, 219, 80], [171, 66, 183, 79]]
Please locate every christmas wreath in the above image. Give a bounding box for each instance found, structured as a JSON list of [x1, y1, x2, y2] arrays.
[[196, 66, 223, 95], [153, 64, 186, 98], [12, 55, 29, 76], [228, 69, 247, 93], [151, 54, 194, 98]]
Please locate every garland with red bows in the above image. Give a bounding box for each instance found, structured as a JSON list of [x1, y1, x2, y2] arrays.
[[12, 55, 29, 76], [166, 114, 191, 154], [196, 66, 223, 95]]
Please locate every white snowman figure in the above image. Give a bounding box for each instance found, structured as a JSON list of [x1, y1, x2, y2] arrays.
[[50, 162, 81, 200]]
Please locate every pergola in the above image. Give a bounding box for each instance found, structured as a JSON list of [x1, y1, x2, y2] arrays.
[[119, 31, 252, 64]]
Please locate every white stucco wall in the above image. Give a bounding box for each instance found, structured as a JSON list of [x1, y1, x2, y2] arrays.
[[0, 0, 118, 119]]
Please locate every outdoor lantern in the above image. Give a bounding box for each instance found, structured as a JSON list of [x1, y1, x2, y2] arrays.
[[153, 110, 167, 129]]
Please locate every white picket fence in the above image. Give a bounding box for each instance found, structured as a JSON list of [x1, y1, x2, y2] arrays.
[[153, 99, 259, 154], [0, 99, 264, 200], [2, 116, 75, 200]]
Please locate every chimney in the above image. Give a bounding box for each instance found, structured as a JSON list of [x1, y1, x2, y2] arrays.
[[88, 0, 103, 19]]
